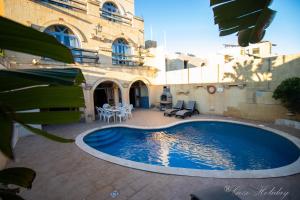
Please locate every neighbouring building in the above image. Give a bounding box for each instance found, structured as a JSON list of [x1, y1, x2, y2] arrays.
[[1, 0, 300, 122]]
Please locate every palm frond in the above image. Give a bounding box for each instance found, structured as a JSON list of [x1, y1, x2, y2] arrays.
[[0, 16, 74, 63], [210, 0, 276, 46]]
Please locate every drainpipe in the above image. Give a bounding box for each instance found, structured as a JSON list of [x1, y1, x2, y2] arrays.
[[188, 66, 190, 84], [217, 64, 220, 83]]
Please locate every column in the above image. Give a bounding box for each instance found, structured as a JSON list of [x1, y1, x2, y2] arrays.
[[83, 83, 95, 122]]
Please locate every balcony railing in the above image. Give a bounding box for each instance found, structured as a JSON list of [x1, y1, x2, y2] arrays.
[[112, 53, 143, 66], [42, 48, 99, 64], [72, 48, 99, 64], [39, 0, 87, 12], [100, 9, 132, 26]]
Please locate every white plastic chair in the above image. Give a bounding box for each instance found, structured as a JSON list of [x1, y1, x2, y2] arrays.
[[103, 104, 111, 109], [104, 108, 114, 123], [125, 104, 133, 119], [116, 107, 127, 123], [96, 107, 105, 121]]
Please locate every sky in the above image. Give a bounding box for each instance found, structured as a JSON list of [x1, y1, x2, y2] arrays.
[[135, 0, 300, 56]]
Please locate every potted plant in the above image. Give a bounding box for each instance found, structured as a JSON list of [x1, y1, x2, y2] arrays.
[[273, 77, 300, 118]]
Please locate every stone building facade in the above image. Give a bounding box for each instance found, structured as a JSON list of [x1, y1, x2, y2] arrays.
[[1, 0, 164, 121]]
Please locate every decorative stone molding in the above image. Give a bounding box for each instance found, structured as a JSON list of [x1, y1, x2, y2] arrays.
[[84, 83, 93, 90], [122, 82, 129, 88]]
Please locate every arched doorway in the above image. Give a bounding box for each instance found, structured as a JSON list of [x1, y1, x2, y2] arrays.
[[93, 81, 122, 111], [129, 80, 149, 108]]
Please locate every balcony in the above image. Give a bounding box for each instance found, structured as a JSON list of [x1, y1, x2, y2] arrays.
[[72, 48, 99, 64], [39, 0, 87, 12], [38, 1, 140, 27], [100, 9, 132, 26], [112, 53, 143, 66], [42, 48, 99, 64]]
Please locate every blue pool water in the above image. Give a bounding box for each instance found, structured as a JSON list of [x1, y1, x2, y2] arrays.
[[83, 122, 300, 170]]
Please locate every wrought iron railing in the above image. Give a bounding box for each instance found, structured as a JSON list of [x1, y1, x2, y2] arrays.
[[42, 48, 99, 64], [72, 48, 99, 64], [39, 0, 87, 12], [100, 9, 132, 26], [112, 53, 143, 66]]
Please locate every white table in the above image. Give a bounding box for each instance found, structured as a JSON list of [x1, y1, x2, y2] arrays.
[[105, 107, 121, 122]]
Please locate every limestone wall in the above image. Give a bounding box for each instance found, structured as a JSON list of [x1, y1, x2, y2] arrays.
[[159, 53, 300, 122], [165, 54, 299, 86], [167, 83, 290, 122]]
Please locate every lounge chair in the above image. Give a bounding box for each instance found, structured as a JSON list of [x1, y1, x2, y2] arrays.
[[175, 101, 199, 118], [164, 100, 184, 116]]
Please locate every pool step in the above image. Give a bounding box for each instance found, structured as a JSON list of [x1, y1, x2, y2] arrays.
[[84, 131, 122, 148], [88, 129, 114, 137], [92, 133, 122, 148], [84, 131, 118, 142]]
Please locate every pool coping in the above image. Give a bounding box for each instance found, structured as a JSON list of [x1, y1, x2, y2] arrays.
[[75, 119, 300, 178]]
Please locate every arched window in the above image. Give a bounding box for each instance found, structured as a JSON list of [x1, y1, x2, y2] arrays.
[[45, 25, 80, 48], [112, 38, 131, 65], [101, 2, 119, 21]]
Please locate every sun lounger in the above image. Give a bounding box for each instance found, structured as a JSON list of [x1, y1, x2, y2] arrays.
[[164, 100, 184, 116], [175, 101, 198, 118]]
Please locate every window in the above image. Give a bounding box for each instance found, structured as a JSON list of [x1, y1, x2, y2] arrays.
[[41, 0, 72, 9], [184, 60, 188, 69], [112, 38, 131, 65], [102, 2, 119, 21], [45, 25, 82, 62], [45, 25, 79, 48], [252, 48, 260, 55]]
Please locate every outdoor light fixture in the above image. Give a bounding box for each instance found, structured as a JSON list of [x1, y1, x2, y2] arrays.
[[94, 24, 102, 35]]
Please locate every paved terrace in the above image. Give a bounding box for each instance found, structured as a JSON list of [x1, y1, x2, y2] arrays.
[[8, 109, 300, 200]]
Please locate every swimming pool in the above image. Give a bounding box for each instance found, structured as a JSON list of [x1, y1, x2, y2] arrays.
[[76, 120, 300, 178]]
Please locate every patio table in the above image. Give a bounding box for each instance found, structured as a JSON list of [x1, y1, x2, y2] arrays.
[[105, 107, 121, 122]]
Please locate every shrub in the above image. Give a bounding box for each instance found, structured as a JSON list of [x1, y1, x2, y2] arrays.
[[273, 77, 300, 114]]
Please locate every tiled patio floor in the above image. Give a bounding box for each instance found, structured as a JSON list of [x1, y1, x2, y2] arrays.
[[8, 109, 300, 200]]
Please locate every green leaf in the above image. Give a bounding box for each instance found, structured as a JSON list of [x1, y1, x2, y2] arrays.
[[0, 16, 74, 63], [238, 29, 253, 47], [210, 0, 276, 46], [218, 11, 260, 30], [249, 8, 276, 44], [0, 107, 14, 159], [16, 111, 82, 125], [18, 68, 85, 86], [20, 124, 74, 143], [273, 77, 300, 113], [212, 0, 271, 25], [0, 68, 85, 92], [0, 167, 36, 189], [0, 86, 84, 111]]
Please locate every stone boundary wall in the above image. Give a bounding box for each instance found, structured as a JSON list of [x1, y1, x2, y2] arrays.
[[166, 83, 291, 122]]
